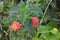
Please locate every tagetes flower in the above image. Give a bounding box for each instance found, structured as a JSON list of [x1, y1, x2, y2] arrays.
[[11, 21, 22, 31], [31, 16, 39, 28]]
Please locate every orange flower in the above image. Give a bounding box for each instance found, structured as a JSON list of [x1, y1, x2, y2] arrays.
[[31, 16, 39, 28], [11, 21, 22, 31]]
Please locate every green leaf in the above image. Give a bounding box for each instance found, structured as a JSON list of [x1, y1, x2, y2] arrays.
[[46, 33, 56, 40], [10, 32, 17, 40], [47, 22, 57, 30], [25, 20, 35, 36], [38, 26, 50, 33], [0, 2, 4, 12], [50, 28, 58, 35], [46, 33, 60, 40], [9, 0, 25, 14], [28, 3, 43, 17], [38, 22, 57, 33]]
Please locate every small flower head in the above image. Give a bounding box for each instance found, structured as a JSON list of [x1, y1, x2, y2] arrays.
[[31, 16, 39, 28], [11, 21, 22, 31]]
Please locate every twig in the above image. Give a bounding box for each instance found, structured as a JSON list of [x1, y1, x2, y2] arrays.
[[40, 0, 53, 25], [48, 19, 60, 22], [0, 15, 2, 30], [0, 23, 2, 30]]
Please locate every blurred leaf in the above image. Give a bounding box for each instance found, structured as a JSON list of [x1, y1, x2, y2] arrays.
[[46, 33, 56, 40], [47, 22, 57, 30], [56, 32, 60, 40], [2, 16, 10, 27], [0, 2, 4, 13], [38, 22, 57, 33], [10, 32, 17, 40], [38, 26, 50, 33], [28, 3, 43, 17], [45, 32, 60, 40], [25, 20, 35, 36], [49, 6, 57, 18], [9, 0, 25, 14], [50, 28, 58, 35]]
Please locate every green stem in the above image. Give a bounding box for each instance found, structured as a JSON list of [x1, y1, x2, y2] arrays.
[[40, 0, 53, 25]]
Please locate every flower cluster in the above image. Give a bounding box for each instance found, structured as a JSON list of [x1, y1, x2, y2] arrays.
[[11, 21, 22, 31], [11, 16, 39, 31], [31, 16, 39, 28]]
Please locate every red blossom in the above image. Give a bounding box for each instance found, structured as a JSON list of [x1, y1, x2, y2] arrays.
[[11, 21, 22, 31], [31, 16, 39, 28]]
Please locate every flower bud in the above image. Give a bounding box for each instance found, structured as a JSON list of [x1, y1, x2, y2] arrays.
[[31, 16, 39, 28]]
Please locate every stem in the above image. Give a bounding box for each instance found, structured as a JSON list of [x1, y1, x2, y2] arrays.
[[40, 0, 53, 25], [9, 26, 11, 40], [0, 23, 2, 30], [16, 33, 18, 40]]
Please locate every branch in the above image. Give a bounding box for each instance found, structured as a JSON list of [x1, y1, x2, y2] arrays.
[[47, 19, 60, 22], [40, 0, 53, 25]]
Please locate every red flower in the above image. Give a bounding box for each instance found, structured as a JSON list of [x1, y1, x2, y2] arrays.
[[31, 16, 39, 28], [11, 21, 22, 31]]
